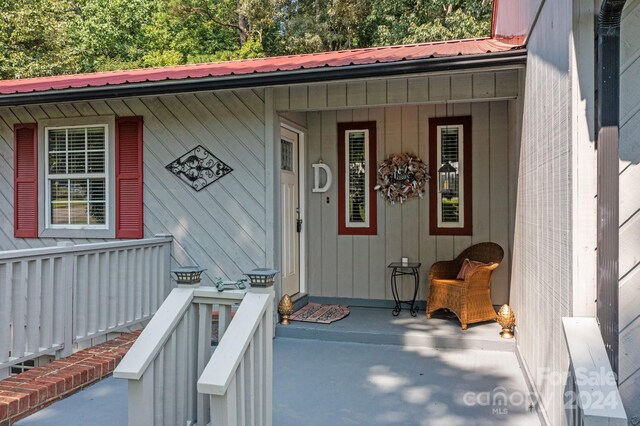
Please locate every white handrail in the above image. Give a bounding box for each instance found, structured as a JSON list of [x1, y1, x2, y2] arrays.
[[197, 292, 273, 395], [197, 288, 274, 426], [0, 236, 173, 260], [113, 288, 194, 380], [114, 287, 246, 381], [114, 285, 266, 426], [562, 317, 627, 425]]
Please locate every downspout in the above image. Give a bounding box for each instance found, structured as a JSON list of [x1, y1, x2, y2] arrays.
[[596, 0, 626, 379]]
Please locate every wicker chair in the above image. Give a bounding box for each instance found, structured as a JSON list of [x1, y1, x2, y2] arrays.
[[426, 242, 504, 330]]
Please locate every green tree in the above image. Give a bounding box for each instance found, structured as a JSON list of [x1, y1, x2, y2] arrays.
[[137, 0, 275, 67], [68, 0, 155, 72], [0, 0, 493, 79], [0, 0, 80, 79], [368, 0, 492, 46], [276, 0, 374, 54]]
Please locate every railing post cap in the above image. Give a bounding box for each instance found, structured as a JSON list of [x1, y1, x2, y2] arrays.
[[249, 285, 275, 294], [154, 233, 173, 238]]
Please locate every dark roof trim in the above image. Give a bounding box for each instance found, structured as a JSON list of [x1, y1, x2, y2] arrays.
[[0, 49, 526, 107], [599, 0, 626, 31]]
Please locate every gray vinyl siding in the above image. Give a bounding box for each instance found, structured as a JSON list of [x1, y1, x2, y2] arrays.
[[0, 89, 268, 286], [508, 1, 574, 425], [619, 0, 640, 421], [273, 72, 519, 305]]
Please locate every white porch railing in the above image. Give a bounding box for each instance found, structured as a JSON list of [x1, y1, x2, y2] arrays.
[[0, 236, 172, 378], [198, 289, 274, 426], [113, 285, 274, 426], [563, 317, 627, 425]]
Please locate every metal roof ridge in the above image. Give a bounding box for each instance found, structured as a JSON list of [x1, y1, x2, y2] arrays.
[[0, 37, 517, 87], [0, 49, 527, 106]]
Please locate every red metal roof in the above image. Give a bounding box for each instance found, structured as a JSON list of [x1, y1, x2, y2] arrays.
[[0, 38, 522, 95]]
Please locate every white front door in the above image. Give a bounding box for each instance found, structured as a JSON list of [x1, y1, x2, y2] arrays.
[[280, 127, 301, 297]]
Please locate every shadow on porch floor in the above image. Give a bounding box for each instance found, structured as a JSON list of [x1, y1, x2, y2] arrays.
[[17, 336, 538, 426], [18, 307, 536, 425]]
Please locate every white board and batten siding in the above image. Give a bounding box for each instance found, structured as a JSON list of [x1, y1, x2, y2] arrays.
[[507, 1, 574, 425], [0, 89, 268, 286], [619, 0, 640, 422], [273, 71, 520, 112], [274, 72, 518, 305]]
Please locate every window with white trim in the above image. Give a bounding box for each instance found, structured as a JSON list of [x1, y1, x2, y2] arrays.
[[437, 124, 463, 227], [345, 129, 369, 227], [338, 121, 377, 235], [45, 125, 108, 229], [429, 116, 472, 235]]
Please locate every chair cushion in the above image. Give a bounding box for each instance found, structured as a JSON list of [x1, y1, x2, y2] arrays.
[[456, 258, 492, 280]]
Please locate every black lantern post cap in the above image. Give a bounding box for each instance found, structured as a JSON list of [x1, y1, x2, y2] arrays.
[[244, 268, 279, 287], [171, 266, 207, 286], [437, 162, 457, 174]]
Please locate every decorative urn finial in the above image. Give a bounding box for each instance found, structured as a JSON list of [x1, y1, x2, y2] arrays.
[[497, 304, 515, 339], [278, 294, 294, 325]]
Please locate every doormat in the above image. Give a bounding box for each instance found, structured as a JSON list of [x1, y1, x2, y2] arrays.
[[289, 303, 350, 324]]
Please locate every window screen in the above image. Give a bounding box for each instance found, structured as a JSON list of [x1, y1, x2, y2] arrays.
[[347, 130, 368, 225], [46, 126, 107, 228], [338, 121, 377, 235], [429, 116, 472, 236], [439, 126, 460, 223]]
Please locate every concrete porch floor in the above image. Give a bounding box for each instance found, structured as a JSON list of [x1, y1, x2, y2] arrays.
[[17, 307, 538, 425], [277, 305, 514, 351]]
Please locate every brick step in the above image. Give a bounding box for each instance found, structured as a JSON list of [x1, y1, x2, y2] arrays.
[[0, 331, 140, 426]]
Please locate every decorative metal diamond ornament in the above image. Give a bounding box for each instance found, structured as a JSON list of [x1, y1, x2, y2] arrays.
[[166, 145, 233, 191]]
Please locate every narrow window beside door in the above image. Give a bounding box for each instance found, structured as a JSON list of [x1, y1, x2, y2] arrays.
[[338, 122, 377, 235], [281, 140, 293, 171], [429, 116, 472, 235]]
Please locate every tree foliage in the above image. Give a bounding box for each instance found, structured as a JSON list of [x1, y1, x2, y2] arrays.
[[0, 0, 492, 79], [0, 0, 80, 79]]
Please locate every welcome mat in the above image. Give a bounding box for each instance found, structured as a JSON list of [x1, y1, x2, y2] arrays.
[[289, 303, 350, 324]]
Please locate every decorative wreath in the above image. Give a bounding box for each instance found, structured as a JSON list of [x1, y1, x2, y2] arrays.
[[374, 153, 430, 204]]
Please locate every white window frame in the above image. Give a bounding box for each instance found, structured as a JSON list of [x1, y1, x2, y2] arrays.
[[344, 129, 370, 228], [44, 124, 110, 231], [436, 124, 465, 229]]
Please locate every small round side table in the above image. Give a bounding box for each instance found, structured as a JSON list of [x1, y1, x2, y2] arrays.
[[387, 262, 421, 317]]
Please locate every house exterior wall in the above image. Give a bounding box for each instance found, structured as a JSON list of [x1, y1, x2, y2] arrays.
[[619, 0, 640, 421], [273, 73, 520, 305], [302, 102, 511, 304], [273, 71, 520, 112], [508, 0, 581, 425], [0, 89, 269, 286]]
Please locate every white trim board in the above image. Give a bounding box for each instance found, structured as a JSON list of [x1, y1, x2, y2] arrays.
[[279, 119, 307, 295]]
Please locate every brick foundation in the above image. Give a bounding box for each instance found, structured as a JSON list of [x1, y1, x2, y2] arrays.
[[0, 331, 140, 426]]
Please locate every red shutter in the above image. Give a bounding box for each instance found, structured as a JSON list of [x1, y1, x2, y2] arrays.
[[115, 117, 144, 238], [14, 124, 38, 238]]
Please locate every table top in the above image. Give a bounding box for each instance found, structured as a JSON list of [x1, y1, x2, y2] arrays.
[[387, 262, 421, 269]]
